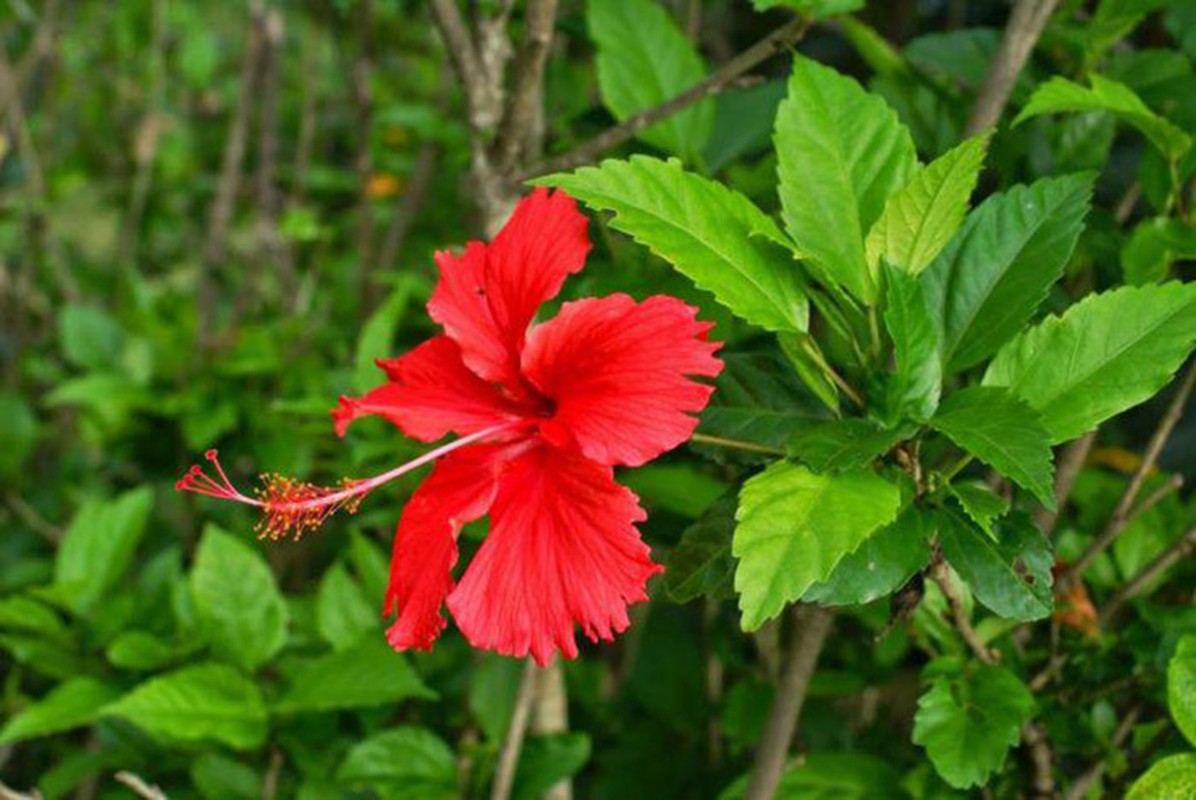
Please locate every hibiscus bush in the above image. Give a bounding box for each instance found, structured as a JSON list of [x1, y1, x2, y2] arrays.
[[2, 1, 1195, 799]]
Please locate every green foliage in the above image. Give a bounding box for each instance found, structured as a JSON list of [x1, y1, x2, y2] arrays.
[[733, 462, 901, 629], [882, 262, 942, 420], [984, 282, 1196, 442], [664, 495, 737, 602], [1170, 634, 1196, 746], [1126, 753, 1196, 799], [0, 678, 120, 744], [336, 727, 458, 800], [587, 0, 713, 159], [274, 637, 433, 713], [54, 487, 154, 613], [537, 156, 809, 333], [912, 662, 1035, 788], [776, 55, 918, 302], [189, 525, 288, 672], [803, 506, 934, 606], [938, 512, 1054, 621]]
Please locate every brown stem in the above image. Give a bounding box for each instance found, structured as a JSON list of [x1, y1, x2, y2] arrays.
[[533, 661, 572, 800], [930, 557, 998, 664], [1098, 527, 1196, 628], [198, 4, 265, 345], [354, 0, 377, 319], [743, 605, 834, 800], [490, 661, 538, 800], [429, 0, 500, 131], [1063, 362, 1195, 583], [1034, 432, 1095, 536], [254, 5, 285, 288], [492, 0, 558, 172], [1064, 705, 1141, 800], [3, 491, 61, 544], [262, 748, 283, 800], [113, 773, 166, 800], [704, 598, 725, 763], [520, 16, 810, 180], [1021, 722, 1056, 799], [0, 780, 41, 800], [278, 25, 319, 307], [966, 0, 1062, 135], [119, 0, 167, 266]]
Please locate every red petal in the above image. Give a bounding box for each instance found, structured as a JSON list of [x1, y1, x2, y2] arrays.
[[332, 336, 520, 442], [522, 294, 723, 467], [384, 444, 505, 651], [427, 188, 590, 387], [447, 445, 661, 666]]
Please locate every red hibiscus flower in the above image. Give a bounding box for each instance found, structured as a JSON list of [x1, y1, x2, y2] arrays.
[[178, 188, 723, 665]]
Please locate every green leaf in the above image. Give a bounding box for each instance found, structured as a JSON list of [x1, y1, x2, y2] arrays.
[[1169, 634, 1196, 747], [665, 495, 737, 603], [733, 462, 901, 629], [912, 663, 1035, 789], [983, 283, 1196, 443], [1014, 74, 1192, 163], [1126, 753, 1196, 800], [948, 480, 1009, 539], [719, 751, 905, 800], [883, 262, 941, 421], [191, 754, 261, 800], [587, 0, 713, 158], [54, 487, 154, 613], [867, 133, 990, 275], [315, 562, 378, 651], [788, 418, 911, 472], [337, 727, 457, 800], [751, 0, 864, 18], [468, 654, 524, 742], [59, 305, 124, 370], [0, 594, 66, 640], [922, 174, 1094, 371], [0, 391, 37, 478], [0, 677, 120, 744], [938, 511, 1053, 621], [804, 506, 935, 606], [776, 54, 917, 302], [348, 530, 390, 605], [354, 283, 412, 393], [622, 463, 726, 519], [697, 352, 829, 454], [106, 630, 191, 671], [275, 637, 434, 713], [930, 386, 1055, 508], [102, 662, 267, 750], [1122, 217, 1196, 285], [536, 156, 808, 333], [514, 733, 592, 800]]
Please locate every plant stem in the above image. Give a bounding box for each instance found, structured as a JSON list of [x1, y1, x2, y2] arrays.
[[689, 433, 786, 457], [929, 556, 998, 664], [799, 338, 865, 409], [491, 661, 538, 800], [1098, 526, 1196, 627], [743, 605, 833, 800], [941, 454, 974, 484], [966, 0, 1061, 134]]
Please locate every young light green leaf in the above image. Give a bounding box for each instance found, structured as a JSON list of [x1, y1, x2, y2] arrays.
[[788, 418, 912, 473], [866, 133, 990, 275], [883, 262, 941, 421], [1014, 74, 1192, 163], [1169, 634, 1196, 747], [930, 386, 1055, 508], [102, 662, 267, 750], [803, 506, 935, 606], [0, 677, 120, 744], [54, 487, 154, 614], [190, 525, 288, 672], [913, 663, 1035, 788], [751, 0, 864, 19], [106, 631, 192, 672], [337, 727, 457, 800], [922, 174, 1094, 372], [587, 0, 713, 158], [983, 282, 1196, 443], [733, 462, 901, 629], [1122, 217, 1196, 285], [697, 352, 830, 455], [275, 637, 434, 713], [938, 511, 1054, 621], [1126, 753, 1196, 800], [776, 54, 917, 303], [665, 495, 737, 603], [315, 562, 378, 651], [536, 157, 809, 333], [948, 480, 1009, 539]]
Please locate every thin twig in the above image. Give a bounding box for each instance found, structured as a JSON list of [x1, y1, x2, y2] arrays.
[[0, 780, 41, 800], [354, 0, 377, 319], [113, 772, 166, 800], [119, 0, 167, 265], [1064, 705, 1141, 800], [966, 0, 1062, 134], [1098, 527, 1196, 627], [1021, 722, 1056, 799], [532, 662, 571, 800], [930, 557, 998, 664], [1063, 362, 1195, 583], [520, 16, 810, 180], [378, 141, 440, 270], [1034, 432, 1095, 536], [262, 748, 282, 800], [492, 0, 558, 172], [743, 605, 834, 800], [254, 4, 285, 289], [4, 491, 62, 543], [490, 661, 539, 800], [278, 21, 319, 306], [428, 0, 499, 131], [689, 433, 787, 457]]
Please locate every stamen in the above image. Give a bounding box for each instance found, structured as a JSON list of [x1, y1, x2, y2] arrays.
[[176, 421, 521, 541]]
